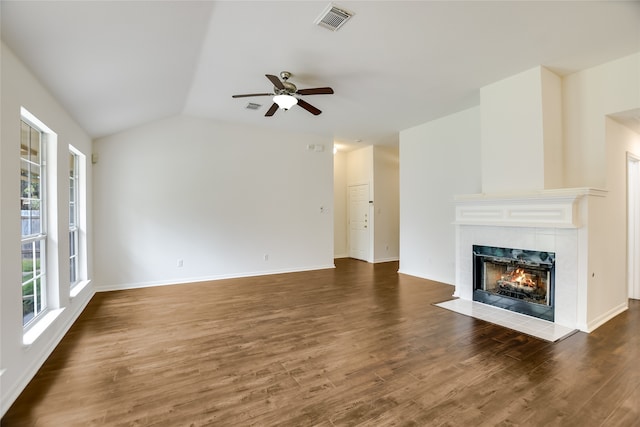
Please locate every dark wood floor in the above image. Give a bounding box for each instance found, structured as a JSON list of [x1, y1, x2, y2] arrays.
[[3, 259, 639, 426]]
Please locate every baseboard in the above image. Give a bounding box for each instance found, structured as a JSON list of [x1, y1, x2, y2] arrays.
[[373, 257, 399, 263], [1, 289, 95, 417], [397, 269, 453, 286], [94, 264, 336, 292], [585, 301, 629, 333]]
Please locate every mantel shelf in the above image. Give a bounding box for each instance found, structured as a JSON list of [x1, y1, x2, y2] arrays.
[[454, 188, 606, 228]]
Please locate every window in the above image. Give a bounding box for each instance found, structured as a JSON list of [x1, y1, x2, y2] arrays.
[[21, 118, 47, 326], [69, 151, 79, 288]]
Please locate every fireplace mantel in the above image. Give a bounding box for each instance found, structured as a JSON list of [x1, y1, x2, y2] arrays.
[[454, 188, 607, 228], [454, 187, 613, 332]]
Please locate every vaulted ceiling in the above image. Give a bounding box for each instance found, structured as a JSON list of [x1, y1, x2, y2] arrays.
[[2, 1, 639, 147]]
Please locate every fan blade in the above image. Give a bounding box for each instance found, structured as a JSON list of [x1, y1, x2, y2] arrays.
[[265, 74, 285, 90], [297, 99, 322, 116], [296, 87, 334, 95], [265, 103, 279, 117], [232, 93, 273, 98]]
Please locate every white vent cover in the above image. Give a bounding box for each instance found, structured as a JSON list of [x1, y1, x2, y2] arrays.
[[246, 102, 262, 110], [314, 3, 354, 31]]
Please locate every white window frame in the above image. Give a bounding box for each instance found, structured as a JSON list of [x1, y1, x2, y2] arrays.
[[68, 145, 89, 298], [20, 112, 49, 329], [69, 149, 80, 289]]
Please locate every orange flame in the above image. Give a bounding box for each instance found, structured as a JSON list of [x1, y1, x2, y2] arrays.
[[505, 268, 536, 288]]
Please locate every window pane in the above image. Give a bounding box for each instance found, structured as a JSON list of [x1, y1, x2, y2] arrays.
[[30, 208, 41, 236], [30, 126, 41, 164], [69, 151, 80, 288], [22, 242, 34, 276], [35, 276, 43, 313], [28, 165, 41, 200], [69, 230, 76, 254], [70, 257, 77, 284], [69, 179, 76, 202], [22, 241, 35, 324], [21, 121, 30, 157], [21, 205, 31, 237], [34, 240, 42, 276], [69, 152, 75, 177], [21, 239, 45, 320], [23, 282, 35, 324], [69, 203, 76, 227]]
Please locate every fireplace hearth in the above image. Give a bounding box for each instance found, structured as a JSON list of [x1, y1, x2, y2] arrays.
[[473, 245, 555, 322]]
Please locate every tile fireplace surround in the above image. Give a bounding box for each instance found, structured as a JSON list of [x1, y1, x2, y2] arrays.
[[451, 188, 607, 337]]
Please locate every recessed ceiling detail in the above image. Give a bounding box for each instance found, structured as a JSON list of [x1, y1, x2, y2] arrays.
[[314, 3, 354, 31]]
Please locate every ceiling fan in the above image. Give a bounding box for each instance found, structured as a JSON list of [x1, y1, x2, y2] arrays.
[[232, 71, 334, 117]]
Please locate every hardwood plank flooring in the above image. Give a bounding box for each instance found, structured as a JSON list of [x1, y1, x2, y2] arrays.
[[3, 259, 639, 426]]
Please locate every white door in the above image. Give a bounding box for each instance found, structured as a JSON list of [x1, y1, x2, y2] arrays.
[[628, 155, 640, 300], [349, 184, 370, 261]]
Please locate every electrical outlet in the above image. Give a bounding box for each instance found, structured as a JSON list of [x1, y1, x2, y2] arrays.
[[177, 259, 183, 268], [264, 254, 269, 261]]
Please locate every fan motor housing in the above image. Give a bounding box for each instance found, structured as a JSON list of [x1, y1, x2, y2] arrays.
[[280, 81, 297, 94]]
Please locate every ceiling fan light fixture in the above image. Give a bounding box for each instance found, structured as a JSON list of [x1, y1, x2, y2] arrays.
[[273, 94, 298, 110]]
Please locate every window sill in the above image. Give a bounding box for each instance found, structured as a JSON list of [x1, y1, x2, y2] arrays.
[[23, 308, 65, 346], [70, 279, 91, 298]]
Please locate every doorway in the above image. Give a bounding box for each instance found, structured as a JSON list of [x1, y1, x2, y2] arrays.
[[628, 153, 640, 300], [349, 184, 370, 261]]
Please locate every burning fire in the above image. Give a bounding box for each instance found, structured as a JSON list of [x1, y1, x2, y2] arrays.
[[503, 268, 536, 288]]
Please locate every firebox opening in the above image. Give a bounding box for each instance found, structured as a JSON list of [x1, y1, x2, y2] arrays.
[[473, 245, 555, 322]]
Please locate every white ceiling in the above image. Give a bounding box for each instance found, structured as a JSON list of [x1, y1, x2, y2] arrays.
[[2, 1, 639, 147]]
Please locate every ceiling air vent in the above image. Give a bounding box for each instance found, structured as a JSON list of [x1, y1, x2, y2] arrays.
[[314, 3, 354, 31], [246, 102, 262, 110]]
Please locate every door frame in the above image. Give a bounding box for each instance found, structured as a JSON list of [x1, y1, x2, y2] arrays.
[[348, 182, 373, 262], [627, 152, 640, 300]]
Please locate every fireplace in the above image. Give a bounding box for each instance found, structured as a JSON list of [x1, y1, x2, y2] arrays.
[[473, 245, 555, 322]]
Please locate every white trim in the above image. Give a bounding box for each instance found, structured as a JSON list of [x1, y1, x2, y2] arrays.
[[373, 256, 400, 263], [584, 301, 629, 333], [94, 264, 336, 292], [397, 269, 453, 286], [70, 279, 91, 298], [23, 308, 65, 346], [454, 187, 607, 202], [20, 106, 55, 134], [2, 291, 93, 416], [454, 188, 607, 228], [628, 152, 640, 300]]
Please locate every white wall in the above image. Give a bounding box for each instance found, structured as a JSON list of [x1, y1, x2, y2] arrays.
[[481, 67, 546, 193], [92, 115, 334, 290], [480, 67, 563, 192], [562, 54, 640, 329], [373, 145, 399, 263], [0, 43, 94, 416], [541, 67, 564, 189], [399, 107, 481, 284], [347, 145, 374, 186], [563, 53, 640, 188], [586, 118, 640, 326], [333, 150, 348, 258]]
